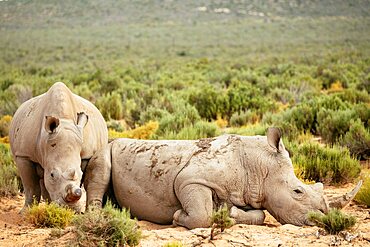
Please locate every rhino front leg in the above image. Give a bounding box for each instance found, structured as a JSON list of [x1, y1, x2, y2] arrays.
[[229, 206, 265, 225], [35, 164, 51, 202], [173, 184, 213, 229], [84, 145, 111, 208], [15, 157, 41, 213]]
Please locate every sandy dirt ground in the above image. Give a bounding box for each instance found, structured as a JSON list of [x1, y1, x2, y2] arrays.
[[0, 184, 369, 247]]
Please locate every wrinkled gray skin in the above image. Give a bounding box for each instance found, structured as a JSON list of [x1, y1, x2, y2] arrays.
[[85, 128, 360, 229], [9, 82, 108, 213]]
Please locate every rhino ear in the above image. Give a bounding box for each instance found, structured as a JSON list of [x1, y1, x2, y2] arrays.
[[267, 127, 282, 152], [45, 116, 60, 134], [77, 112, 89, 128]]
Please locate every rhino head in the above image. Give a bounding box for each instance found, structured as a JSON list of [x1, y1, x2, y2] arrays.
[[259, 127, 361, 226], [41, 112, 88, 212]]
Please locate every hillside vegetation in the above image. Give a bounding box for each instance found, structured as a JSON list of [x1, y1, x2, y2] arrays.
[[0, 0, 369, 187]]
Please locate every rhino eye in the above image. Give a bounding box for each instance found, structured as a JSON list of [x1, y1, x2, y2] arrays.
[[51, 172, 55, 178], [293, 187, 305, 195]]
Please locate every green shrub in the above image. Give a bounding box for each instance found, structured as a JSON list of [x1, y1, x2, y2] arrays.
[[160, 120, 219, 140], [227, 123, 268, 136], [293, 142, 361, 184], [96, 92, 123, 120], [353, 103, 370, 127], [307, 209, 357, 234], [0, 143, 21, 196], [188, 85, 222, 120], [316, 109, 356, 144], [210, 204, 234, 240], [73, 202, 141, 246], [26, 203, 75, 228], [269, 88, 294, 105], [336, 88, 370, 104], [355, 174, 370, 207], [229, 110, 259, 127], [157, 102, 200, 135], [339, 119, 370, 159]]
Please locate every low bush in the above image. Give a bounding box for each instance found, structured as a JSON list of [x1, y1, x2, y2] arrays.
[[73, 202, 141, 246], [227, 123, 268, 136], [0, 143, 21, 196], [161, 120, 219, 140], [316, 109, 355, 144], [210, 204, 234, 240], [108, 121, 159, 140], [355, 173, 370, 207], [96, 92, 123, 120], [157, 103, 200, 136], [0, 115, 12, 137], [307, 209, 357, 234], [229, 110, 259, 127], [292, 142, 361, 184], [339, 119, 370, 160], [26, 203, 75, 228], [128, 121, 159, 139]]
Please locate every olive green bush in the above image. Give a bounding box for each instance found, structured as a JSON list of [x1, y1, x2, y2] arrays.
[[229, 110, 259, 127], [0, 143, 21, 196], [355, 174, 370, 207], [26, 203, 75, 228], [96, 92, 123, 120], [316, 109, 355, 144], [73, 202, 141, 246], [161, 120, 219, 140], [292, 142, 361, 184], [339, 119, 370, 160], [308, 209, 357, 234], [0, 115, 12, 137]]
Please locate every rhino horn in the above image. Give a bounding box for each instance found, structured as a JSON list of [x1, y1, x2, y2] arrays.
[[45, 116, 60, 133], [328, 180, 363, 209]]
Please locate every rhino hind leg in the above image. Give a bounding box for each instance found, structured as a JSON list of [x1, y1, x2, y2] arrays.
[[230, 206, 265, 225], [16, 157, 41, 213], [173, 184, 213, 229]]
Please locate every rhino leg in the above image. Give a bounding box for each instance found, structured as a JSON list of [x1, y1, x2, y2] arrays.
[[16, 157, 41, 213], [229, 206, 265, 225], [84, 145, 112, 208], [35, 164, 51, 202], [173, 184, 213, 229]]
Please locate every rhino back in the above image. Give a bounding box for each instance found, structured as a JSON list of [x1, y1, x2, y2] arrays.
[[9, 94, 45, 161], [9, 82, 107, 163], [111, 138, 198, 224]]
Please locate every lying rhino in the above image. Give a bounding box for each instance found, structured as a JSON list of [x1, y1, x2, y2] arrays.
[[9, 82, 108, 212], [85, 128, 361, 229]]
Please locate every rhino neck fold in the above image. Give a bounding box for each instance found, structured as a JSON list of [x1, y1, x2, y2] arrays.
[[241, 144, 268, 209]]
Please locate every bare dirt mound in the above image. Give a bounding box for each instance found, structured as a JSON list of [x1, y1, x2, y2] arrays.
[[1, 185, 369, 247]]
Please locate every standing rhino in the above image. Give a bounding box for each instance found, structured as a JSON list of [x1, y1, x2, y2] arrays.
[[9, 82, 108, 212], [85, 128, 361, 229]]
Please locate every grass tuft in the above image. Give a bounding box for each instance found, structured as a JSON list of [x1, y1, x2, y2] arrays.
[[26, 202, 75, 229], [210, 204, 234, 240], [307, 209, 356, 234], [73, 201, 141, 246]]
